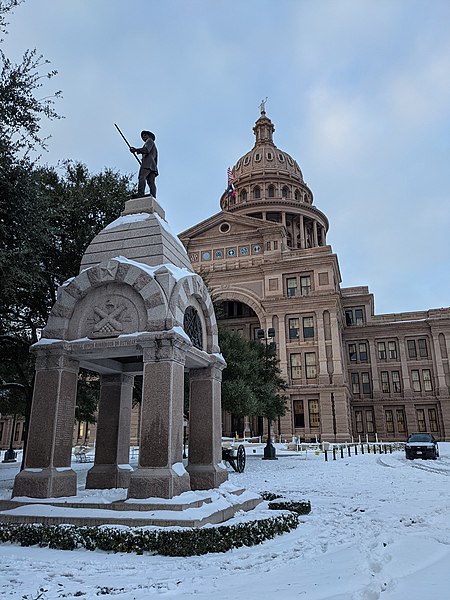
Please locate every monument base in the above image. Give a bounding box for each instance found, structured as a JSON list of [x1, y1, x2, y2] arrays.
[[187, 464, 228, 490], [85, 464, 132, 490], [127, 466, 191, 499], [0, 484, 261, 528], [12, 467, 77, 499]]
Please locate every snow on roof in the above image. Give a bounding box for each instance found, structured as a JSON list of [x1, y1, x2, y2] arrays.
[[104, 212, 150, 230]]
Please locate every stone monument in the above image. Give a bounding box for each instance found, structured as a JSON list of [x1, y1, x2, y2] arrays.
[[13, 195, 228, 500]]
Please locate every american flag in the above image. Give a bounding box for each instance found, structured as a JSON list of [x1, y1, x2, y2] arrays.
[[227, 167, 236, 200]]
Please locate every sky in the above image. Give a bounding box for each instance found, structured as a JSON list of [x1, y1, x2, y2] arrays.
[[1, 444, 450, 598], [3, 0, 450, 314]]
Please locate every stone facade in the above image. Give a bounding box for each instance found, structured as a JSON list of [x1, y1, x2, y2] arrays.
[[179, 109, 450, 443]]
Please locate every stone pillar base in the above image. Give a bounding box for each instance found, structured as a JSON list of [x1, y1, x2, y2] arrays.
[[85, 464, 132, 490], [12, 468, 77, 499], [187, 464, 228, 491], [127, 467, 190, 499]]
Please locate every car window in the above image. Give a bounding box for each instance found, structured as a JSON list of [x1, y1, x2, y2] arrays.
[[408, 434, 432, 442]]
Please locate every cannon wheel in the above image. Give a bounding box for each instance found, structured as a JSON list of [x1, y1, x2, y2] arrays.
[[236, 444, 246, 473]]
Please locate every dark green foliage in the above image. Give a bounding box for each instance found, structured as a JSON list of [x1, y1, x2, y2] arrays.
[[268, 500, 311, 515], [218, 327, 288, 423], [260, 491, 283, 501], [0, 0, 61, 158], [0, 512, 300, 556], [252, 340, 288, 422], [219, 328, 260, 417], [0, 162, 133, 424]]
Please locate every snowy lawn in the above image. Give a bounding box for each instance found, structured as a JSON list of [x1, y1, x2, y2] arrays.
[[0, 443, 449, 599]]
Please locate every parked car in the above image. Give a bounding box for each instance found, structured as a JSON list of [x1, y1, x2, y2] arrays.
[[405, 433, 439, 460]]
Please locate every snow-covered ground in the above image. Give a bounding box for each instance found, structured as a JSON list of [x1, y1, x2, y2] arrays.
[[0, 443, 449, 599]]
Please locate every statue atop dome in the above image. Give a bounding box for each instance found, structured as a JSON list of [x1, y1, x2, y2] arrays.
[[259, 97, 268, 115]]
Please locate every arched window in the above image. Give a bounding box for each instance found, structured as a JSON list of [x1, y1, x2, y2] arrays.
[[253, 186, 261, 199], [282, 186, 289, 199], [268, 185, 275, 198], [184, 306, 203, 350], [294, 189, 300, 201], [240, 189, 247, 202]]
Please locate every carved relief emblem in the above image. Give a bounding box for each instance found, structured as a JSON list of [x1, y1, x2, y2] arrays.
[[88, 298, 132, 338]]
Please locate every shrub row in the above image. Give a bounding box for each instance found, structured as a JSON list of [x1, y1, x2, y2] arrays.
[[267, 500, 311, 515], [0, 512, 300, 556]]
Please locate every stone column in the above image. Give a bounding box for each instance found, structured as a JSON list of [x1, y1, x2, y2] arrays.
[[316, 312, 328, 385], [299, 214, 305, 248], [398, 338, 411, 392], [187, 360, 228, 490], [85, 373, 134, 490], [13, 346, 79, 498], [313, 220, 318, 246], [368, 340, 380, 397], [127, 335, 190, 499]]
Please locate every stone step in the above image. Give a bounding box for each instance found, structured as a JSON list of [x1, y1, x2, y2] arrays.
[[0, 487, 260, 528]]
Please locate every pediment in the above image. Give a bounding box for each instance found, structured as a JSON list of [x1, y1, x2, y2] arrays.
[[179, 211, 281, 244]]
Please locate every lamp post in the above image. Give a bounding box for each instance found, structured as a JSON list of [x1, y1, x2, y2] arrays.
[[257, 327, 278, 460], [3, 414, 17, 463]]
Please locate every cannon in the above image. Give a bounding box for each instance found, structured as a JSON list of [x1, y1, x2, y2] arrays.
[[222, 444, 246, 473]]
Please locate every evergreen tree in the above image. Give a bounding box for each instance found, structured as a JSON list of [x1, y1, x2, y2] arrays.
[[219, 327, 260, 419], [218, 326, 287, 437], [253, 340, 288, 447]]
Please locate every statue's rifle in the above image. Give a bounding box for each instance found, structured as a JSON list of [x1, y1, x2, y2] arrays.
[[114, 123, 141, 165]]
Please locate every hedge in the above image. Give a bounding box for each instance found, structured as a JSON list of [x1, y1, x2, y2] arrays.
[[0, 511, 301, 556]]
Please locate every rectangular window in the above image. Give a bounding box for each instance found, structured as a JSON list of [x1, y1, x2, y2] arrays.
[[14, 422, 20, 442], [290, 354, 301, 379], [308, 399, 320, 428], [305, 352, 317, 379], [300, 275, 311, 296], [345, 308, 365, 326], [288, 318, 299, 340], [416, 408, 426, 432], [423, 369, 432, 392], [385, 410, 394, 433], [286, 277, 297, 298], [365, 410, 374, 433], [349, 343, 357, 362], [396, 409, 406, 433], [428, 408, 438, 433], [388, 341, 397, 360], [381, 371, 390, 393], [418, 338, 428, 358], [355, 308, 364, 325], [293, 400, 305, 428], [358, 342, 368, 362], [378, 342, 386, 360], [392, 371, 401, 393], [411, 370, 421, 392], [303, 316, 315, 338], [355, 410, 364, 433], [361, 372, 371, 394], [407, 340, 417, 359], [351, 373, 360, 394]]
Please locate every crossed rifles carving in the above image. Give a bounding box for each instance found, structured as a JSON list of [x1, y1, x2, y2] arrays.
[[92, 300, 126, 334]]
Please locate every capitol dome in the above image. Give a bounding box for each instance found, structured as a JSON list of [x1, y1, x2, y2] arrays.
[[219, 108, 328, 250]]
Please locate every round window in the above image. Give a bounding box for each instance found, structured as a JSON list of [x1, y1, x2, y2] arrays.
[[219, 222, 231, 233]]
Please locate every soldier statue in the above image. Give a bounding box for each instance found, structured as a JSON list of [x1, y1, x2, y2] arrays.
[[130, 130, 158, 198]]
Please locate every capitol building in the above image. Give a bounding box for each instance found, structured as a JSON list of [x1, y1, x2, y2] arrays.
[[179, 108, 450, 442]]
